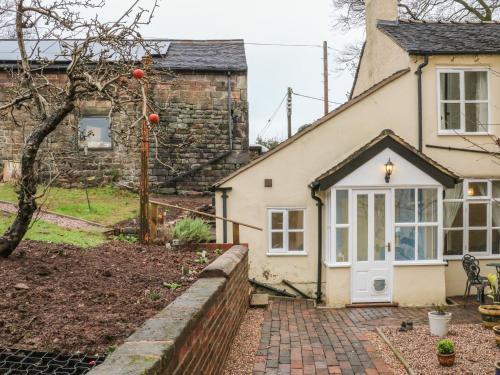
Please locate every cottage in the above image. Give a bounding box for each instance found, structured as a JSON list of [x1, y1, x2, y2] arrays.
[[214, 0, 500, 306], [0, 39, 249, 193]]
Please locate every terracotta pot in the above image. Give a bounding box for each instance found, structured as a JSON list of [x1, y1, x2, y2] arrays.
[[478, 305, 500, 328], [437, 352, 455, 367], [495, 360, 500, 375], [494, 326, 500, 348]]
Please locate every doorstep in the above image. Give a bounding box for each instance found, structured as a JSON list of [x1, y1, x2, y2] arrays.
[[345, 302, 399, 308]]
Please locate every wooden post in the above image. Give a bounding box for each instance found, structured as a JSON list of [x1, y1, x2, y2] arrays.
[[287, 87, 292, 138], [232, 222, 240, 245], [323, 41, 329, 116], [149, 202, 158, 242]]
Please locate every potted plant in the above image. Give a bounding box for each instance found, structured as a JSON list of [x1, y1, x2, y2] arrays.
[[478, 273, 500, 328], [494, 325, 500, 348], [428, 304, 452, 337], [437, 339, 455, 367]]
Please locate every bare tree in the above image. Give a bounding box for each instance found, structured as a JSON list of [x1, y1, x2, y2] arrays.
[[333, 0, 500, 73], [0, 0, 167, 257]]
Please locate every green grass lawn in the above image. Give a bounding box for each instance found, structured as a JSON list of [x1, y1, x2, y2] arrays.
[[0, 184, 138, 226], [0, 214, 105, 247]]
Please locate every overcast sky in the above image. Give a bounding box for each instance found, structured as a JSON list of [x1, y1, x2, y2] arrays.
[[101, 0, 363, 142]]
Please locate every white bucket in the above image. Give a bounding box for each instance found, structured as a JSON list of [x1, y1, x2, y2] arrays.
[[428, 311, 452, 337]]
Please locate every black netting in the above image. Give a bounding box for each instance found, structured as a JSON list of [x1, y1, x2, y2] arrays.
[[0, 348, 105, 374]]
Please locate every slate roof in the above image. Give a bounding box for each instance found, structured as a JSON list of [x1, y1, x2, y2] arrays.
[[0, 39, 247, 72], [378, 20, 500, 55]]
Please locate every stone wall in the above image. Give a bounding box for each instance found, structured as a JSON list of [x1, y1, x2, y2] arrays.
[[89, 245, 250, 375]]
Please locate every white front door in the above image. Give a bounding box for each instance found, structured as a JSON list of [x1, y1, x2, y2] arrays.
[[352, 190, 392, 303]]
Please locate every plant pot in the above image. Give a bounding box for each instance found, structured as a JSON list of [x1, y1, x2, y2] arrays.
[[494, 326, 500, 348], [428, 311, 452, 337], [478, 305, 500, 329], [495, 360, 500, 375], [437, 352, 455, 367]]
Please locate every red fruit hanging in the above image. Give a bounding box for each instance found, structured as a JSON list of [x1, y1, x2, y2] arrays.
[[149, 113, 160, 123], [132, 69, 145, 79]]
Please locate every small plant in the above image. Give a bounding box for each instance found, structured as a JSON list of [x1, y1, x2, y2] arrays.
[[114, 233, 138, 243], [172, 218, 211, 244], [106, 346, 116, 355], [146, 290, 161, 301], [195, 250, 209, 264], [486, 273, 500, 303], [214, 248, 224, 256], [432, 303, 448, 315], [163, 281, 181, 291], [437, 339, 455, 355]]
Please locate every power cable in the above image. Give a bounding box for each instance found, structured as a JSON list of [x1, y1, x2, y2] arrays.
[[257, 92, 288, 138], [292, 91, 343, 105]]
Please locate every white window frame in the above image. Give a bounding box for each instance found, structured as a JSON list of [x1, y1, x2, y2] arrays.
[[444, 179, 500, 259], [437, 68, 490, 135], [267, 207, 306, 256], [325, 188, 351, 267]]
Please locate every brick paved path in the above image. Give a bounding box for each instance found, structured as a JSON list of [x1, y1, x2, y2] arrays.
[[253, 298, 480, 375]]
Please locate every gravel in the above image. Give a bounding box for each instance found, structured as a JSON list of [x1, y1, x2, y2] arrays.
[[365, 331, 406, 375], [380, 324, 498, 375], [223, 308, 265, 375]]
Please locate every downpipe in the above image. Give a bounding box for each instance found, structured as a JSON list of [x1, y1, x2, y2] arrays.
[[416, 55, 429, 152], [310, 182, 323, 303]]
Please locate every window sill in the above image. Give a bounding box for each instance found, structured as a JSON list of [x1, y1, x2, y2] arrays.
[[444, 254, 500, 261], [393, 261, 447, 266], [266, 252, 308, 257], [323, 261, 351, 268], [438, 131, 491, 136]]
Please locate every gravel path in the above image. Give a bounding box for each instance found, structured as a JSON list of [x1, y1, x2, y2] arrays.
[[380, 324, 497, 375], [0, 202, 104, 231], [223, 308, 265, 375], [366, 331, 406, 375]]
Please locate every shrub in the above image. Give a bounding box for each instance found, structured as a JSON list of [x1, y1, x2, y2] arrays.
[[172, 218, 211, 243], [437, 339, 455, 355]]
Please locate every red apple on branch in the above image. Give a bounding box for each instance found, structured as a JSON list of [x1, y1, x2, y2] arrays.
[[149, 113, 160, 123], [132, 69, 145, 79]]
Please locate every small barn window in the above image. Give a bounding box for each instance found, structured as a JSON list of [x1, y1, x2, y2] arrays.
[[78, 116, 112, 149]]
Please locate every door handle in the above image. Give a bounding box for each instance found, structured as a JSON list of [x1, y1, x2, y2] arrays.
[[386, 242, 391, 252]]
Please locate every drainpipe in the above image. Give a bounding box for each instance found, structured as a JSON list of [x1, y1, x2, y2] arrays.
[[216, 187, 232, 243], [310, 182, 323, 303], [416, 55, 429, 152], [227, 71, 233, 151]]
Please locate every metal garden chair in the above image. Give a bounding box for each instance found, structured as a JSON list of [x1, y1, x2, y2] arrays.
[[462, 254, 489, 305]]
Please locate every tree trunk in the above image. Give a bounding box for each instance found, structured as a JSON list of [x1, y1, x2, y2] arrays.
[[0, 103, 75, 258]]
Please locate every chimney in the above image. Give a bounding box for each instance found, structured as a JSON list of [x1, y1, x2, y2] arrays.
[[365, 0, 398, 42]]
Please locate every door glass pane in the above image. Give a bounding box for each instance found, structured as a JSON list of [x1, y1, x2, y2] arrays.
[[288, 232, 304, 251], [418, 226, 438, 260], [374, 194, 385, 261], [440, 72, 460, 100], [492, 181, 500, 198], [444, 182, 463, 199], [395, 189, 415, 223], [469, 230, 487, 252], [465, 71, 488, 100], [465, 103, 488, 132], [336, 228, 349, 262], [444, 230, 463, 255], [492, 202, 500, 227], [271, 232, 283, 249], [444, 202, 463, 227], [336, 190, 348, 224], [395, 227, 415, 261], [357, 195, 368, 261], [418, 189, 437, 222], [493, 228, 500, 255], [289, 210, 303, 230], [467, 181, 488, 197], [441, 103, 461, 130], [271, 212, 283, 229], [469, 203, 487, 227]]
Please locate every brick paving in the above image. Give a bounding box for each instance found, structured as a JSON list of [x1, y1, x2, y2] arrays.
[[253, 297, 480, 375]]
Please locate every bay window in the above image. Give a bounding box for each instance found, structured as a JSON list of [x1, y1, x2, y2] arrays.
[[268, 208, 305, 254], [439, 69, 489, 133]]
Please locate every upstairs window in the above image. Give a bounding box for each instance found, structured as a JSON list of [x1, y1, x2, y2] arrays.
[[439, 69, 489, 133], [78, 116, 112, 149]]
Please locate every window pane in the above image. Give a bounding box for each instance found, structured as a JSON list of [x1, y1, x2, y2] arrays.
[[492, 202, 500, 227], [288, 232, 304, 251], [395, 226, 415, 261], [374, 194, 386, 261], [493, 228, 500, 255], [444, 202, 463, 228], [441, 103, 461, 130], [336, 190, 348, 224], [469, 203, 487, 227], [271, 212, 283, 229], [465, 71, 488, 100], [465, 103, 488, 132], [271, 232, 283, 249], [418, 189, 437, 222], [79, 117, 111, 148], [444, 182, 463, 199], [467, 181, 488, 197], [493, 181, 500, 198], [440, 72, 460, 100], [289, 210, 303, 230], [357, 195, 368, 261], [444, 230, 463, 255], [395, 189, 415, 223], [336, 228, 349, 262], [469, 229, 487, 252], [418, 226, 438, 260]]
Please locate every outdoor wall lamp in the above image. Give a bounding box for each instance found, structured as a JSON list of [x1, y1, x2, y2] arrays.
[[384, 158, 394, 183]]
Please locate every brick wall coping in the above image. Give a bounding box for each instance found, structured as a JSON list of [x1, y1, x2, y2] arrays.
[[88, 245, 249, 375]]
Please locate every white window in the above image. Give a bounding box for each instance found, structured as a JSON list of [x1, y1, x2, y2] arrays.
[[79, 116, 112, 149], [267, 208, 305, 254], [438, 69, 489, 133], [444, 179, 500, 257], [325, 189, 350, 265], [394, 188, 439, 261]]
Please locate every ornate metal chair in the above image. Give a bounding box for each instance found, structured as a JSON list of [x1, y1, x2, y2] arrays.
[[462, 254, 489, 305]]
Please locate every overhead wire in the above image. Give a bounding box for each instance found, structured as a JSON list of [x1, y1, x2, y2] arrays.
[[292, 91, 343, 105], [257, 91, 288, 138]]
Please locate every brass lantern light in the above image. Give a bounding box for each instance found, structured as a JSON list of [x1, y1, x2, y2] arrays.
[[384, 158, 394, 183]]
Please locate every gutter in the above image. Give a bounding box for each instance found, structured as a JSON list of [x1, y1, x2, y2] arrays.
[[309, 182, 323, 303], [415, 55, 429, 152], [427, 144, 500, 156]]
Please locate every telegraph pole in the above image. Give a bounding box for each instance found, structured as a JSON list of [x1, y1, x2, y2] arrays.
[[287, 87, 292, 138], [323, 41, 329, 116]]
